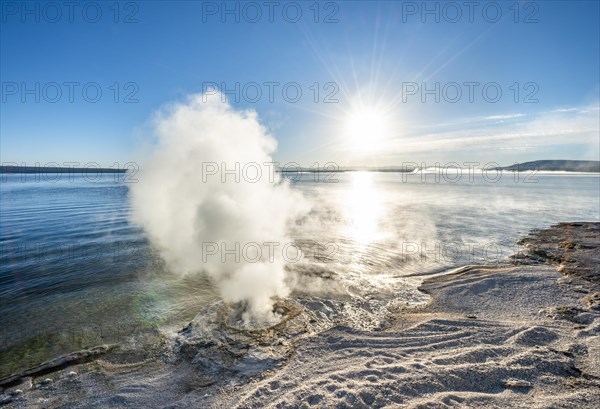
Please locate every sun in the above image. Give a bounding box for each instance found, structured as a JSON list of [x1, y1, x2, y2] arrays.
[[342, 107, 391, 152]]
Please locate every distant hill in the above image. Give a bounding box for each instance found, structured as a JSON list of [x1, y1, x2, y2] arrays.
[[278, 162, 600, 173], [493, 160, 600, 173]]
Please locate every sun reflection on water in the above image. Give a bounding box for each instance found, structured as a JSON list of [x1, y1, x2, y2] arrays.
[[342, 172, 386, 247]]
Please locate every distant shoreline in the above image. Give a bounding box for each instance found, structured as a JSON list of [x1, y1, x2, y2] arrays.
[[490, 160, 600, 173], [0, 166, 127, 174], [2, 159, 599, 175]]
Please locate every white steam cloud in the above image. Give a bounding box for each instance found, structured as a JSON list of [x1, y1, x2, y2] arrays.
[[130, 93, 308, 326]]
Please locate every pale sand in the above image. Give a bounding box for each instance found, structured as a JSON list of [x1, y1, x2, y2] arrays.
[[2, 223, 599, 408], [196, 264, 599, 408]]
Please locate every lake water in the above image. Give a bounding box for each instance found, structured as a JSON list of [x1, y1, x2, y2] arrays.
[[1, 170, 599, 375]]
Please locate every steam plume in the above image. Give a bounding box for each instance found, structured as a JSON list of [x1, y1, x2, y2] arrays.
[[130, 93, 308, 326]]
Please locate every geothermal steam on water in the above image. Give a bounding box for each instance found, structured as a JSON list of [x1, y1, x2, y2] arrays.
[[130, 93, 308, 326]]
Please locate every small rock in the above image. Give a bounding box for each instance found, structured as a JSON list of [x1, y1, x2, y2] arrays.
[[22, 377, 33, 390], [558, 241, 576, 250], [10, 389, 23, 396], [68, 371, 78, 377], [504, 379, 532, 388], [38, 378, 53, 386]]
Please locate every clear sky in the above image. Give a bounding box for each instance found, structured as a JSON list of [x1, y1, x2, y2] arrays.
[[1, 0, 599, 167]]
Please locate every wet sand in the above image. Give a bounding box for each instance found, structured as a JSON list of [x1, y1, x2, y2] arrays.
[[2, 222, 599, 408]]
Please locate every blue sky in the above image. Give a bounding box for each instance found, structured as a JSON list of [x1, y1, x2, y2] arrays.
[[1, 0, 599, 167]]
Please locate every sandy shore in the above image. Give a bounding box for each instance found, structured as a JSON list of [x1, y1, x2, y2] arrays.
[[2, 222, 599, 408]]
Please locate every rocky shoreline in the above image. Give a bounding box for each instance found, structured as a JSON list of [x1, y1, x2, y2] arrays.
[[513, 222, 600, 300], [1, 222, 599, 408]]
